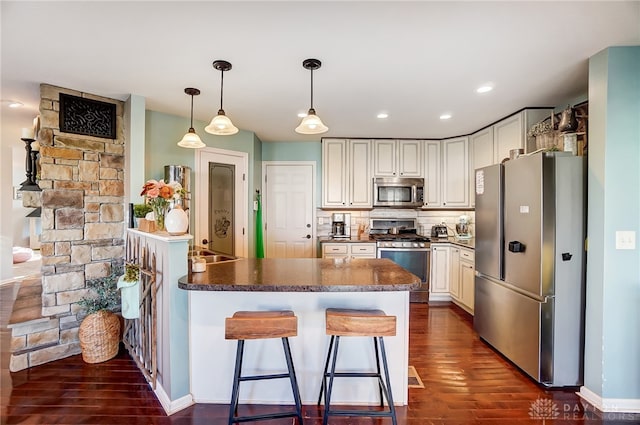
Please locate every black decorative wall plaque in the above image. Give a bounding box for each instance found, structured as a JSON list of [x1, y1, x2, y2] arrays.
[[59, 93, 116, 139]]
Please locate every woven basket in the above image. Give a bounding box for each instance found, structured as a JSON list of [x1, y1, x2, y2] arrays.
[[79, 310, 121, 363]]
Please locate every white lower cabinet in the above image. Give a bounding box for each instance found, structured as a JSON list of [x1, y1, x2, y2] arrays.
[[322, 242, 376, 259], [429, 244, 450, 300], [453, 247, 475, 314], [431, 243, 474, 312], [449, 246, 460, 300]]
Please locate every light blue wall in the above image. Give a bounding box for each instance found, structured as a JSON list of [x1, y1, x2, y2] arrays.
[[262, 141, 323, 205], [144, 110, 259, 255], [585, 46, 640, 400]]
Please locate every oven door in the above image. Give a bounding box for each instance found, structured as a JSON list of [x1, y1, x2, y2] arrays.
[[377, 247, 430, 302]]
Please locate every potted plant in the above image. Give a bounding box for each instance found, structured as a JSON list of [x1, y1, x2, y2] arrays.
[[117, 263, 141, 319], [133, 203, 153, 227], [78, 272, 122, 364]]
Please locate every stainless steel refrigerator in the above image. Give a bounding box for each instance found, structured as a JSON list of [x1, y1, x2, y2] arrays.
[[474, 152, 586, 387]]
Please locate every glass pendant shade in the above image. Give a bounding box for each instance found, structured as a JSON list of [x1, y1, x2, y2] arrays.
[[295, 108, 329, 134], [205, 109, 239, 135], [178, 128, 206, 148], [206, 60, 238, 136], [296, 58, 328, 135], [177, 87, 205, 149]]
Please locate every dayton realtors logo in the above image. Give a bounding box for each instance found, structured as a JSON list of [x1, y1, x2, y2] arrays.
[[529, 397, 560, 423]]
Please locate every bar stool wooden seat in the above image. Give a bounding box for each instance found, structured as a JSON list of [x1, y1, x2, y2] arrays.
[[225, 310, 304, 425], [317, 308, 397, 425]]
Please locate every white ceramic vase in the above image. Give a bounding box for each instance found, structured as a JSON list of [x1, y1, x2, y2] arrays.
[[165, 205, 188, 235]]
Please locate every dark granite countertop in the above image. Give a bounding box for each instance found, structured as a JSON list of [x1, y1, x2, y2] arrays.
[[178, 258, 420, 292]]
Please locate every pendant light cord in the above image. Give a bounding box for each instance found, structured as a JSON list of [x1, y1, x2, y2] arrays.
[[189, 94, 194, 128], [309, 68, 314, 110], [220, 70, 225, 111]]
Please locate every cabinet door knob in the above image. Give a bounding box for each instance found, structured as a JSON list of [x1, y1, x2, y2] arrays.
[[303, 234, 311, 239]]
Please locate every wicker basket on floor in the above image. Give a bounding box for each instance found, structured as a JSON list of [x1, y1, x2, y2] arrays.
[[79, 310, 121, 363]]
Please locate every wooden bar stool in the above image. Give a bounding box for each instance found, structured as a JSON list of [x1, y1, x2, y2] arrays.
[[317, 308, 397, 425], [225, 310, 304, 425]]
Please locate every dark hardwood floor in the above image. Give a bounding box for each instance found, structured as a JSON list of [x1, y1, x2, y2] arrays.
[[2, 280, 638, 424]]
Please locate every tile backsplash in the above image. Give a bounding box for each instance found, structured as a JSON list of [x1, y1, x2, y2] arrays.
[[317, 209, 475, 238]]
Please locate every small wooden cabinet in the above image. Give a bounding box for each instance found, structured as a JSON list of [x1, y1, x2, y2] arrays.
[[373, 139, 422, 177], [322, 242, 376, 259]]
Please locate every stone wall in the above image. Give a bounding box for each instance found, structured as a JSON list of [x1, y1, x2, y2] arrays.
[[10, 84, 126, 370]]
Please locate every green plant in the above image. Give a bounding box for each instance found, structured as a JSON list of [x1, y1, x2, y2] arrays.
[[124, 263, 140, 282], [78, 269, 121, 315], [133, 203, 153, 218]]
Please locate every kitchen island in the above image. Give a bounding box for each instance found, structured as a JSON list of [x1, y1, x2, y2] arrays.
[[179, 258, 419, 406]]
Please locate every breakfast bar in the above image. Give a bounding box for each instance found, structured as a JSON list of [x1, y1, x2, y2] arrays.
[[178, 258, 420, 406]]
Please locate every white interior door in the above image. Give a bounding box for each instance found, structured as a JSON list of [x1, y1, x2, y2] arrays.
[[263, 162, 315, 258], [195, 148, 248, 258]]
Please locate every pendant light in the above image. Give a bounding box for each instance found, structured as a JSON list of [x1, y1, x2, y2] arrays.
[[177, 88, 206, 148], [205, 60, 239, 135], [295, 58, 328, 135]]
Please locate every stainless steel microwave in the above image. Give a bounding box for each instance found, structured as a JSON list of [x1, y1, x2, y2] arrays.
[[373, 177, 424, 208]]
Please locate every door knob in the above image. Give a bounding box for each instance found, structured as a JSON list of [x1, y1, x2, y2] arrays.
[[202, 239, 209, 245]]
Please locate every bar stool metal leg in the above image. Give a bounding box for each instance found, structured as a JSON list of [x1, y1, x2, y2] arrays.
[[282, 337, 304, 424], [319, 308, 397, 424], [378, 336, 397, 425], [317, 335, 335, 405], [225, 310, 303, 425], [228, 340, 245, 424]]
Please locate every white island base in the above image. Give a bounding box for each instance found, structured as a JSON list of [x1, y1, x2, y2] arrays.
[[188, 290, 411, 406]]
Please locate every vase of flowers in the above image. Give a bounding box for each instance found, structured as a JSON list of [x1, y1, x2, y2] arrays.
[[140, 179, 185, 231]]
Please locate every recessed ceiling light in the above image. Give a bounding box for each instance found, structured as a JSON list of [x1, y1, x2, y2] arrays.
[[297, 112, 307, 118], [440, 113, 452, 120], [2, 100, 23, 108], [476, 85, 493, 94], [377, 113, 389, 119]]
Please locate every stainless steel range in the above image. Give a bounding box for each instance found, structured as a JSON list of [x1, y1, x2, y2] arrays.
[[370, 218, 431, 302]]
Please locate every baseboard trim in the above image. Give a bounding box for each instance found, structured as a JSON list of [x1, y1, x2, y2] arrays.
[[579, 386, 640, 413], [154, 382, 194, 415]]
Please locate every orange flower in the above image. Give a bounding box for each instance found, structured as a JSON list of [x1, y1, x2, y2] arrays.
[[158, 184, 174, 200]]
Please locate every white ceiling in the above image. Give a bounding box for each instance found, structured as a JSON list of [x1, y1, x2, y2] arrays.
[[2, 1, 639, 143]]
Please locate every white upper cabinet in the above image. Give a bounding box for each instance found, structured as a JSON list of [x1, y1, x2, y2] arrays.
[[471, 127, 495, 171], [472, 109, 554, 169], [441, 137, 469, 208], [322, 138, 372, 208], [424, 141, 441, 207], [494, 113, 523, 164], [373, 140, 422, 177]]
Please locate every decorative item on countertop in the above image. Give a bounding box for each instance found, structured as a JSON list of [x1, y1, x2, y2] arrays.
[[165, 204, 189, 235], [191, 256, 206, 273], [455, 215, 472, 240], [140, 179, 185, 231], [133, 203, 152, 228], [117, 263, 140, 319], [78, 271, 122, 364]]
